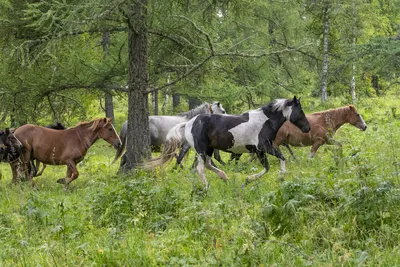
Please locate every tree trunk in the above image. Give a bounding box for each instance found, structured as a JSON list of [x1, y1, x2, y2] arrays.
[[104, 92, 114, 122], [102, 30, 115, 121], [172, 94, 180, 110], [350, 0, 357, 103], [372, 74, 379, 95], [120, 0, 150, 172], [321, 3, 329, 102], [188, 96, 202, 109], [152, 90, 159, 115]]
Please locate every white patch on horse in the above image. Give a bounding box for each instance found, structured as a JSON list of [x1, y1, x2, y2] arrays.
[[184, 115, 198, 148], [272, 99, 292, 120], [359, 114, 367, 129], [227, 110, 269, 153]]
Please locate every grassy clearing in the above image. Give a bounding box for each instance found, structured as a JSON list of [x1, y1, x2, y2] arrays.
[[1, 97, 400, 266]]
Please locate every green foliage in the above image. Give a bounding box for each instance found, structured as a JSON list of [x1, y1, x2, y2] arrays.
[[1, 96, 400, 265]]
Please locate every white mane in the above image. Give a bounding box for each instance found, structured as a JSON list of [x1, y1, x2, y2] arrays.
[[271, 99, 288, 111], [271, 99, 292, 120]]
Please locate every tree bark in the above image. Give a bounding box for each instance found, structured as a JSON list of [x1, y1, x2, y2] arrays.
[[372, 74, 379, 95], [104, 92, 114, 122], [350, 0, 357, 103], [120, 0, 150, 172], [172, 94, 180, 110], [102, 30, 115, 121], [152, 90, 159, 115], [321, 2, 329, 102]]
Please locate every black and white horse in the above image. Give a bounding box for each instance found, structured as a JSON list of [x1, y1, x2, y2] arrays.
[[114, 101, 226, 163], [145, 97, 310, 188]]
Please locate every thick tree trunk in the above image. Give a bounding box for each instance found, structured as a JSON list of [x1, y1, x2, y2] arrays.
[[350, 0, 357, 103], [120, 0, 150, 172], [321, 3, 329, 102]]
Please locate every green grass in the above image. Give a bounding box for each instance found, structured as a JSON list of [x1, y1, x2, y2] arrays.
[[2, 96, 400, 266]]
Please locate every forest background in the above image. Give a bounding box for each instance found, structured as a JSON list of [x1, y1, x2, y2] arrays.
[[1, 0, 400, 266]]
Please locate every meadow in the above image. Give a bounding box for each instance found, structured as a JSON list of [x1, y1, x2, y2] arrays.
[[1, 96, 400, 266]]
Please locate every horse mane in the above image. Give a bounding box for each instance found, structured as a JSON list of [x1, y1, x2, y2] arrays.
[[260, 99, 289, 113], [178, 102, 211, 119], [76, 118, 109, 131], [312, 105, 353, 116]]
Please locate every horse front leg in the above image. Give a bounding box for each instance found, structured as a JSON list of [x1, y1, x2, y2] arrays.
[[267, 145, 287, 173], [245, 151, 269, 184], [213, 149, 226, 166], [57, 162, 79, 186], [10, 160, 21, 184], [310, 139, 325, 158]]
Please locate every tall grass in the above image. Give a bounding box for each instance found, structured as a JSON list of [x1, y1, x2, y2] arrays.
[[1, 96, 400, 266]]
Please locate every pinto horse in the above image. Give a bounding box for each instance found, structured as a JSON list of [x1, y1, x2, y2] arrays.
[[273, 104, 367, 172], [0, 128, 22, 162], [11, 118, 121, 188], [145, 97, 310, 188], [114, 101, 226, 164]]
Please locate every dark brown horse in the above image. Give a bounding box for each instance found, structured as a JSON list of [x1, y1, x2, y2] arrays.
[[0, 128, 22, 162], [11, 118, 121, 188], [274, 105, 367, 172]]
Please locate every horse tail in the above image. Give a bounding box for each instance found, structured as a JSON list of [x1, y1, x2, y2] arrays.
[[113, 121, 127, 164], [143, 122, 187, 169]]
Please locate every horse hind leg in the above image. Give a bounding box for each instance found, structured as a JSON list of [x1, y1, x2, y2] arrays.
[[196, 154, 209, 189], [245, 151, 269, 184], [204, 155, 228, 182]]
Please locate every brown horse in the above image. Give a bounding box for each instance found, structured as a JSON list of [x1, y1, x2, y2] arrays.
[[274, 105, 367, 172], [11, 118, 121, 188]]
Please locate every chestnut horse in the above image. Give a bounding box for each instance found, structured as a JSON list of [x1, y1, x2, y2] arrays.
[[274, 105, 367, 172], [11, 118, 121, 188], [31, 122, 67, 177]]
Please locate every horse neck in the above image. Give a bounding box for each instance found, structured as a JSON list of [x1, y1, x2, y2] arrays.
[[74, 122, 101, 149], [180, 103, 208, 119], [324, 107, 350, 131]]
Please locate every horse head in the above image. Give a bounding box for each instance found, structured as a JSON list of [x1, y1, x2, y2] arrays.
[[286, 96, 311, 133], [211, 102, 226, 114], [0, 128, 22, 161], [96, 118, 122, 149], [347, 105, 367, 131]]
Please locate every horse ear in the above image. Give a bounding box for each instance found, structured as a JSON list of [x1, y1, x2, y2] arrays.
[[5, 128, 10, 135], [348, 105, 355, 110]]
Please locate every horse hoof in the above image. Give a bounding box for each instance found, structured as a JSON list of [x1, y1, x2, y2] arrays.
[[57, 178, 66, 184]]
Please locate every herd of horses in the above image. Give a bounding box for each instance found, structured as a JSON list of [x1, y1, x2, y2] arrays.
[[0, 97, 367, 190]]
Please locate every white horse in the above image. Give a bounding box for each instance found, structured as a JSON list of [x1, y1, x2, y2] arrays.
[[114, 102, 226, 163]]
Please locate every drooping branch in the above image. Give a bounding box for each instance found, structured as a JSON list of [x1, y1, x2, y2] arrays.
[[146, 44, 312, 94]]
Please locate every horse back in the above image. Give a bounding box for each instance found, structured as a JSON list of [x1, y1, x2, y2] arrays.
[[15, 124, 79, 164]]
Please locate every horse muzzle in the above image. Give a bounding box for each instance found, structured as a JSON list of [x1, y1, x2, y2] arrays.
[[113, 141, 122, 149], [301, 126, 311, 133]]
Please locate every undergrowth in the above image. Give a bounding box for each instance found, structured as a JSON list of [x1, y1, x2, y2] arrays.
[[1, 96, 400, 266]]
